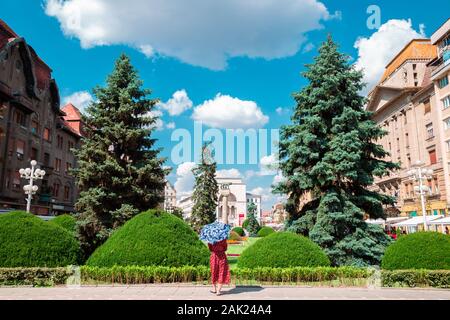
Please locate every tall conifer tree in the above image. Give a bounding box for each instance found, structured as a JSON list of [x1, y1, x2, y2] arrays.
[[275, 36, 399, 266], [191, 144, 219, 232], [73, 54, 167, 257]]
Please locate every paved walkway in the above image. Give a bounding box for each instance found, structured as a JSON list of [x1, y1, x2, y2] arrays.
[[0, 285, 449, 300]]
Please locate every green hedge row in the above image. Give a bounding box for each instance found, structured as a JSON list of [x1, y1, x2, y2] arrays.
[[0, 268, 72, 287], [382, 270, 450, 288], [81, 265, 210, 284]]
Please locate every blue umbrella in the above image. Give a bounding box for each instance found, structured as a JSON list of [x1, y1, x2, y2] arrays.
[[199, 221, 231, 244]]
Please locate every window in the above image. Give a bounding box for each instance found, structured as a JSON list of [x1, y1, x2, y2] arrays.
[[413, 64, 417, 70], [396, 137, 400, 150], [447, 140, 450, 152], [43, 128, 51, 142], [424, 100, 431, 114], [426, 123, 434, 139], [14, 110, 26, 126], [429, 150, 437, 165], [405, 133, 409, 148], [438, 76, 449, 89], [64, 186, 70, 201], [407, 156, 411, 167], [68, 140, 74, 152], [0, 100, 6, 118], [52, 183, 60, 198], [43, 153, 50, 167], [444, 117, 450, 130], [13, 171, 20, 190], [31, 120, 39, 134], [16, 140, 25, 160], [56, 135, 63, 149], [31, 148, 38, 161], [65, 162, 72, 175], [443, 96, 450, 109], [55, 158, 61, 172]]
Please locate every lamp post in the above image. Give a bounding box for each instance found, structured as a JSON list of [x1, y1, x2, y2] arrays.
[[19, 160, 46, 213], [407, 160, 433, 231]]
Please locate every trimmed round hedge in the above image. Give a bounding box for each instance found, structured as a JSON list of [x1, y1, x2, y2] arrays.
[[87, 210, 210, 267], [0, 211, 80, 267], [257, 226, 275, 237], [238, 232, 330, 268], [381, 232, 450, 270], [49, 214, 77, 233], [232, 227, 245, 237], [237, 232, 330, 268]]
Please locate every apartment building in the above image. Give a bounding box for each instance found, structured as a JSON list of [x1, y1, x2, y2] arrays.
[[163, 181, 177, 212], [0, 19, 84, 215], [368, 19, 450, 217]]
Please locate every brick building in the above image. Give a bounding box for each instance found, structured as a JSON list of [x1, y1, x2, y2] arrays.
[[0, 19, 84, 215]]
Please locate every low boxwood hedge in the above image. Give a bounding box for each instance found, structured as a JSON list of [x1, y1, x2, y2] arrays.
[[87, 210, 209, 267], [0, 268, 72, 287], [238, 232, 330, 268], [257, 226, 275, 237], [0, 211, 80, 267], [381, 232, 450, 270], [382, 270, 450, 288], [228, 231, 242, 241]]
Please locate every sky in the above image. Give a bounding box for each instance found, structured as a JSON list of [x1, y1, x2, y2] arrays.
[[1, 0, 449, 210]]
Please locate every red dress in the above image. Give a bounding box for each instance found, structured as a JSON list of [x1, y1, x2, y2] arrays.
[[208, 239, 230, 285]]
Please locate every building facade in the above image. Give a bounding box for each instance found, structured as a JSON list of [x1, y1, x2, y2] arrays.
[[0, 19, 83, 215], [163, 181, 177, 212], [368, 19, 450, 218], [246, 192, 262, 222]]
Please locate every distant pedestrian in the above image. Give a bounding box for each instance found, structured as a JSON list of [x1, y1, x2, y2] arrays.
[[208, 239, 230, 296], [445, 226, 449, 235]]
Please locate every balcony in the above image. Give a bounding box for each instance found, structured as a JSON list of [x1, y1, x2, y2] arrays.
[[430, 56, 450, 80]]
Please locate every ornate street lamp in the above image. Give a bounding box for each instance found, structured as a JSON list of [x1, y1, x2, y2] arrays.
[[19, 160, 46, 213], [407, 160, 433, 231]]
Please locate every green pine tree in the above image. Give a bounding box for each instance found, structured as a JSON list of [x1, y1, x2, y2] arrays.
[[73, 54, 167, 258], [274, 36, 399, 267], [191, 144, 219, 232], [245, 201, 261, 236]]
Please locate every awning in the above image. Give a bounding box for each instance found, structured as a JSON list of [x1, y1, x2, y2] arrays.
[[428, 216, 450, 225], [392, 215, 443, 227], [366, 217, 409, 225]]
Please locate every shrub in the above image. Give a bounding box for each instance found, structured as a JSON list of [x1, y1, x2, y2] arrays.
[[0, 268, 72, 287], [242, 219, 250, 230], [228, 231, 242, 241], [381, 232, 450, 270], [232, 227, 245, 236], [382, 270, 450, 288], [49, 214, 77, 234], [257, 226, 275, 237], [87, 210, 210, 267], [238, 232, 330, 268], [0, 211, 80, 267]]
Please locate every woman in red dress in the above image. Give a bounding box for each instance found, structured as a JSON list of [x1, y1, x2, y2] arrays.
[[208, 239, 230, 295]]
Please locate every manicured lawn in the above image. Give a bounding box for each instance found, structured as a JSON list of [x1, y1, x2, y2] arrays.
[[227, 237, 261, 269]]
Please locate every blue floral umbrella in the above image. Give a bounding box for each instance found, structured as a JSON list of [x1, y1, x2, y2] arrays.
[[200, 221, 231, 244]]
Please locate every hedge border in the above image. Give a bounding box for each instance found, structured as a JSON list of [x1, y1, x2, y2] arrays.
[[2, 267, 449, 288], [381, 270, 450, 288]]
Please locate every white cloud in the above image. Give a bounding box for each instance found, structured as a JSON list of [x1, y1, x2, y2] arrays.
[[216, 169, 242, 179], [302, 43, 315, 53], [138, 44, 155, 58], [249, 186, 286, 209], [192, 94, 269, 129], [62, 91, 93, 113], [166, 122, 176, 129], [45, 0, 333, 70], [354, 19, 426, 94], [174, 162, 196, 198], [272, 173, 285, 185], [158, 89, 193, 116], [245, 154, 279, 179]]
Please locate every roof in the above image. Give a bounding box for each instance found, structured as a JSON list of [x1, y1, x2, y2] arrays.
[[0, 19, 19, 39], [380, 39, 437, 83], [61, 103, 82, 121], [428, 216, 450, 225]]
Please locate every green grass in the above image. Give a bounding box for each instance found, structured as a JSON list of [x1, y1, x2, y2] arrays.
[[227, 237, 261, 270]]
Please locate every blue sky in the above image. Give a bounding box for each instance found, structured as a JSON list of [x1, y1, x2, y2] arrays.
[[2, 0, 450, 209]]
